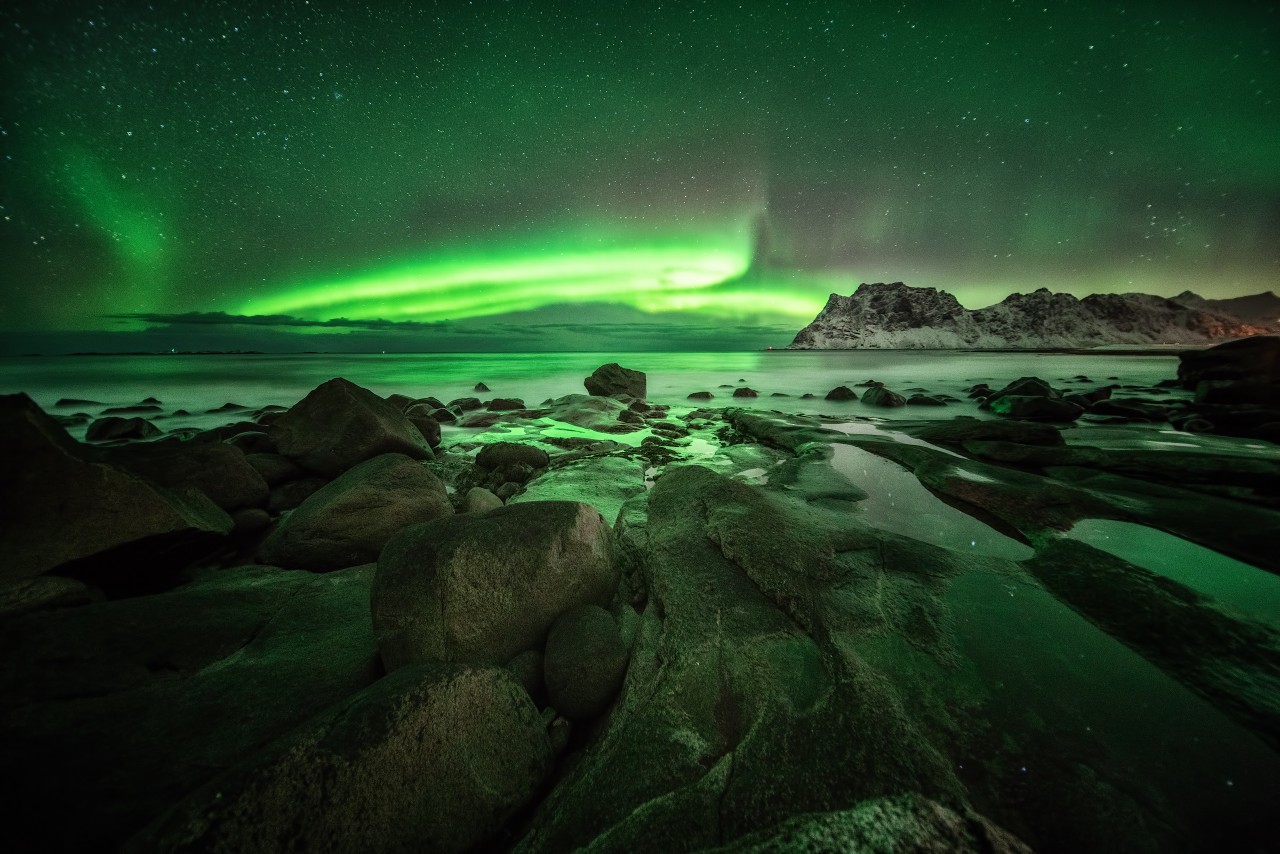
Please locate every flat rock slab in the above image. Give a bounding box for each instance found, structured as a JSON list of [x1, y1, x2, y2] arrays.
[[511, 454, 646, 525], [0, 563, 381, 850]]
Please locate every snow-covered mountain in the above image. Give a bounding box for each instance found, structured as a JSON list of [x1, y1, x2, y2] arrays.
[[787, 282, 1276, 349]]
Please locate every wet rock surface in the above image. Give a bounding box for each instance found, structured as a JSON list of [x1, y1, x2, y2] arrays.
[[5, 360, 1280, 853]]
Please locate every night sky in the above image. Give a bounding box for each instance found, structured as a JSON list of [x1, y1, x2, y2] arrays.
[[1, 0, 1276, 352]]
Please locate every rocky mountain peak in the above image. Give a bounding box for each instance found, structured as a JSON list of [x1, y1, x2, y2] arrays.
[[789, 282, 1275, 349]]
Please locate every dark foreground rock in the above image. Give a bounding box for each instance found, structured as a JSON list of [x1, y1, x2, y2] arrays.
[[130, 662, 551, 854], [1178, 335, 1280, 386], [861, 385, 907, 407], [271, 377, 432, 477], [99, 439, 269, 511], [372, 501, 617, 670], [0, 394, 231, 584], [259, 453, 452, 571], [0, 564, 381, 850]]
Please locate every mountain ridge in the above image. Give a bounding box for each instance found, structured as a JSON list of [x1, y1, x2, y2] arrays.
[[788, 282, 1279, 349]]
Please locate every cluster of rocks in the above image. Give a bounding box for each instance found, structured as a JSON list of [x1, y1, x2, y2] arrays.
[[943, 337, 1280, 443], [3, 345, 1279, 852]]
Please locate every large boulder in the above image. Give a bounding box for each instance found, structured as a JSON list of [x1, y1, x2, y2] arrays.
[[1178, 335, 1280, 387], [372, 501, 617, 670], [259, 453, 452, 571], [825, 386, 858, 401], [98, 440, 269, 511], [271, 377, 432, 477], [543, 604, 629, 720], [129, 663, 551, 854], [584, 363, 646, 399], [1, 564, 381, 850], [0, 394, 231, 584]]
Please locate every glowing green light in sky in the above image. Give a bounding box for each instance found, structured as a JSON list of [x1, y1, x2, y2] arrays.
[[240, 234, 827, 323], [59, 146, 172, 314]]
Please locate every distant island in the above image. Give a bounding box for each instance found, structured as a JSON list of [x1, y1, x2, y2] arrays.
[[788, 282, 1280, 349]]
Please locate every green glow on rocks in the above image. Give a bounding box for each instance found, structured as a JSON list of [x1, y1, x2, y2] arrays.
[[239, 235, 824, 323]]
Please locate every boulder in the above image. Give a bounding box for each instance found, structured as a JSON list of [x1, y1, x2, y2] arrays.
[[475, 382, 491, 392], [98, 440, 269, 511], [408, 414, 442, 448], [449, 397, 484, 411], [733, 387, 759, 398], [271, 377, 431, 477], [687, 391, 714, 400], [1178, 335, 1280, 387], [86, 416, 161, 442], [861, 385, 907, 407], [129, 663, 551, 854], [259, 453, 452, 571], [486, 397, 526, 411], [0, 394, 231, 583], [584, 363, 646, 399], [244, 452, 305, 487], [372, 501, 617, 670], [543, 605, 629, 720], [906, 394, 947, 406], [476, 441, 551, 471], [224, 430, 277, 454], [825, 386, 858, 401], [462, 487, 504, 513], [267, 477, 327, 514]]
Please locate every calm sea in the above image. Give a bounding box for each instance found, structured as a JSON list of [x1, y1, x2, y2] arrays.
[[1, 350, 1183, 438]]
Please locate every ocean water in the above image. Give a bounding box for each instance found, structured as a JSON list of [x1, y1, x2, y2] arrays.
[[1, 350, 1184, 437]]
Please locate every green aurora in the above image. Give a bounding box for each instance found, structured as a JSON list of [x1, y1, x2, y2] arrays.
[[1, 0, 1276, 351]]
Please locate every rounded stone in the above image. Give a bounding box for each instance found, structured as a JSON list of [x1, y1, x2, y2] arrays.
[[543, 604, 629, 720]]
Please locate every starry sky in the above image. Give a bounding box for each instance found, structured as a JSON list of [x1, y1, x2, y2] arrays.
[[1, 0, 1276, 353]]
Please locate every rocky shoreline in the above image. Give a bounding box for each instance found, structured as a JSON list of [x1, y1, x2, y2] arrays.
[[2, 342, 1279, 852]]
